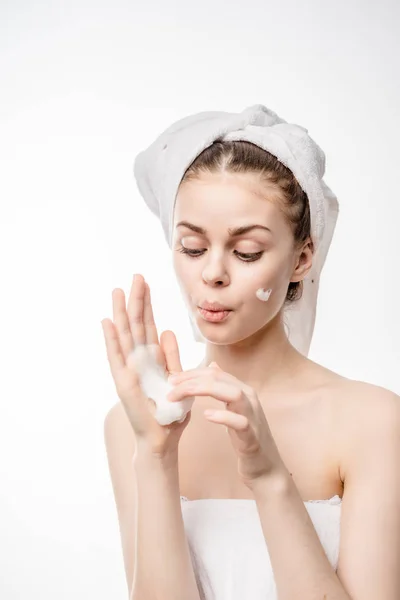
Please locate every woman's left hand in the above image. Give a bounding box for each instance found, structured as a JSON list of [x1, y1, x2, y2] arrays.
[[167, 362, 287, 490]]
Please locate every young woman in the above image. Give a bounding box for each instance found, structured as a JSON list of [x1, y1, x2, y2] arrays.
[[101, 105, 400, 600]]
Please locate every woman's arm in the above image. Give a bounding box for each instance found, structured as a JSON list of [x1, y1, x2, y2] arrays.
[[335, 388, 400, 599], [252, 388, 400, 600], [253, 471, 351, 600], [131, 446, 201, 600]]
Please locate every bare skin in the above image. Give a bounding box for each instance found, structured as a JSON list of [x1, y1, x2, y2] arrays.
[[104, 270, 399, 599], [104, 171, 400, 599], [170, 170, 346, 501], [106, 170, 372, 503], [177, 360, 349, 502], [109, 361, 376, 505]]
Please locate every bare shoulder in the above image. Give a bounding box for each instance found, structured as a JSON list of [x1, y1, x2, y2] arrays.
[[326, 376, 400, 481], [328, 376, 400, 420], [306, 355, 399, 417]]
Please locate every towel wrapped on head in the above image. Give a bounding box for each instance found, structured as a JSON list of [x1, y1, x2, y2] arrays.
[[133, 103, 339, 358]]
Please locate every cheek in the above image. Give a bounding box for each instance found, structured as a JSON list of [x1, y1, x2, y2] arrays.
[[172, 252, 180, 275], [241, 258, 291, 301], [173, 253, 198, 290], [242, 262, 282, 287], [172, 250, 186, 275]]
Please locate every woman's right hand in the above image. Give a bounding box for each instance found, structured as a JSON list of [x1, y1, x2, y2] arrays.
[[101, 274, 191, 459]]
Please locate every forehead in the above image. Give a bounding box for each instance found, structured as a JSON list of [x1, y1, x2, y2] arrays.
[[174, 172, 285, 227]]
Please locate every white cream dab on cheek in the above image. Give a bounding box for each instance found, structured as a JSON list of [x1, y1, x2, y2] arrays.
[[256, 288, 272, 302]]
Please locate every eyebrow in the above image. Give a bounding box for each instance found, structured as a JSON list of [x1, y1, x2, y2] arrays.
[[176, 221, 272, 237]]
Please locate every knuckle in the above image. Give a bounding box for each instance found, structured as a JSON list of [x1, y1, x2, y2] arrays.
[[143, 314, 154, 326], [235, 389, 243, 402], [239, 417, 250, 431], [130, 314, 142, 325], [185, 383, 197, 395]]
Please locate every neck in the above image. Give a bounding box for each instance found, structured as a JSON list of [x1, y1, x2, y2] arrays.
[[201, 313, 307, 398]]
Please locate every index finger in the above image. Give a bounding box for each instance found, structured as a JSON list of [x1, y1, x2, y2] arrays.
[[168, 365, 219, 382], [169, 366, 254, 396]]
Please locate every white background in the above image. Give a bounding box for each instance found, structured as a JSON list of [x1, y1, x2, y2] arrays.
[[1, 0, 399, 598]]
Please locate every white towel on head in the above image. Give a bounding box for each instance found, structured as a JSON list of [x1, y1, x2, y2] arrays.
[[133, 104, 339, 357]]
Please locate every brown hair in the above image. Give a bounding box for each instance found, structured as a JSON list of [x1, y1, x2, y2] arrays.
[[179, 139, 314, 305]]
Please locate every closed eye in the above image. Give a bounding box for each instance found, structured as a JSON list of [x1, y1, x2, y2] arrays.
[[176, 247, 264, 263]]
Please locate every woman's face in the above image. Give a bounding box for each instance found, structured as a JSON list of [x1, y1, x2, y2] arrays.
[[172, 171, 300, 345]]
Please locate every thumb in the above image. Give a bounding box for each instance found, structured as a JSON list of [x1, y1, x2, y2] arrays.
[[160, 330, 183, 374]]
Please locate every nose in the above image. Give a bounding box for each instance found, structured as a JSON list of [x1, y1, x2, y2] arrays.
[[201, 256, 230, 287]]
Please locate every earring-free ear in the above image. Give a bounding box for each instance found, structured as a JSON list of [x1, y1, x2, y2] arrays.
[[256, 288, 272, 302]]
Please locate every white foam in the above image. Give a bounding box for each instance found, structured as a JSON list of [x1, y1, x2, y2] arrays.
[[127, 344, 195, 426]]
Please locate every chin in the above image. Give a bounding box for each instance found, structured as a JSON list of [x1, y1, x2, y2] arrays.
[[195, 323, 252, 346]]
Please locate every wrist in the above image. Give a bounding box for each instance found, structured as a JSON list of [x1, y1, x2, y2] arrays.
[[249, 465, 293, 499], [133, 442, 179, 472], [132, 446, 182, 509]]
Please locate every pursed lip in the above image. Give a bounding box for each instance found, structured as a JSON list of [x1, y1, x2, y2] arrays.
[[199, 301, 232, 312]]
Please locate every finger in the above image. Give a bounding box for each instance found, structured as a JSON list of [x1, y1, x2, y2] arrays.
[[160, 330, 183, 375], [169, 365, 228, 381], [143, 283, 159, 345], [112, 289, 134, 361], [169, 367, 255, 397], [168, 366, 216, 382], [204, 410, 258, 456], [167, 379, 250, 416], [127, 274, 146, 346], [204, 409, 249, 431], [101, 318, 128, 380]]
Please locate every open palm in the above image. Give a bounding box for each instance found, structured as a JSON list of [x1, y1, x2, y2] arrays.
[[101, 274, 191, 457]]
